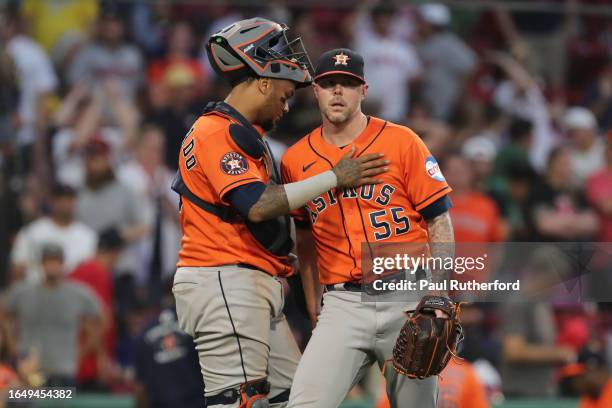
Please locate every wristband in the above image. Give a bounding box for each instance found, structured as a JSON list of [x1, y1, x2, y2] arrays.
[[284, 170, 337, 210]]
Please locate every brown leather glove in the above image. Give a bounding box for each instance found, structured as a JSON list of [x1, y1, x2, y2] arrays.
[[390, 295, 463, 379]]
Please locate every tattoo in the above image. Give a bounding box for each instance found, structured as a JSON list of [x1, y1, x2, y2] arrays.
[[426, 211, 455, 294], [248, 184, 290, 222]]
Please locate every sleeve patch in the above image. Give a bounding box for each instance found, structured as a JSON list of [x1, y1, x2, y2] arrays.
[[425, 156, 445, 182], [220, 152, 249, 175]]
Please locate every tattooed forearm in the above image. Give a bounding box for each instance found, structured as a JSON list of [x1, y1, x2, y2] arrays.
[[248, 184, 290, 222], [426, 211, 455, 295]]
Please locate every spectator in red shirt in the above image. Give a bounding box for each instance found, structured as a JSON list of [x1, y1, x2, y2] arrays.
[[69, 228, 125, 390]]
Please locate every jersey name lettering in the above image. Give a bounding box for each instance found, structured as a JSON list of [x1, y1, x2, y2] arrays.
[[308, 183, 397, 224]]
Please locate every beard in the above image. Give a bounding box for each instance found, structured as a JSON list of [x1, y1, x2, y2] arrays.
[[85, 166, 115, 190], [324, 107, 351, 124], [260, 119, 275, 132]]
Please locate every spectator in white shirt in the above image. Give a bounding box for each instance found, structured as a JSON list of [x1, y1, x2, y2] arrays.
[[563, 107, 605, 188], [490, 52, 559, 171], [117, 125, 179, 284], [10, 184, 97, 283], [353, 2, 422, 122], [1, 9, 57, 178], [416, 3, 477, 121], [68, 8, 143, 104]]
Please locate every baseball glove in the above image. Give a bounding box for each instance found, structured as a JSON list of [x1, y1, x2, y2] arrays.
[[390, 295, 463, 379]]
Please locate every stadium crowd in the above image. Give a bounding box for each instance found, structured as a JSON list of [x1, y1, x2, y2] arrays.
[[0, 0, 612, 407]]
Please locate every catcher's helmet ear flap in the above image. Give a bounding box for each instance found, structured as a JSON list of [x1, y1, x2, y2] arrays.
[[206, 17, 313, 88]]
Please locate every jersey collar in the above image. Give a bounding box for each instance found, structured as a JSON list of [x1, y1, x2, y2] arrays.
[[310, 116, 387, 161]]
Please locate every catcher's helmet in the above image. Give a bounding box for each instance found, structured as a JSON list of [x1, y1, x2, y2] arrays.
[[206, 17, 313, 87]]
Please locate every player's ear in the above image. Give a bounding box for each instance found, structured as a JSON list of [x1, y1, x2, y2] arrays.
[[361, 83, 368, 100], [257, 77, 272, 95], [312, 82, 319, 98]]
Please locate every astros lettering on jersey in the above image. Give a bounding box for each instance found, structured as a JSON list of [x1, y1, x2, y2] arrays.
[[281, 117, 451, 284]]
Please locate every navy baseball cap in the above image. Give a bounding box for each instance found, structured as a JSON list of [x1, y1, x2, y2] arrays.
[[314, 48, 365, 83]]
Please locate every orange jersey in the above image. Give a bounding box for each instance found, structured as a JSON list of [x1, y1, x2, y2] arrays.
[[281, 117, 451, 284], [449, 192, 503, 243], [177, 111, 292, 276], [376, 360, 489, 408], [580, 379, 612, 408]]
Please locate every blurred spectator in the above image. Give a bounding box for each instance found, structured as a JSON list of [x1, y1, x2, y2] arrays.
[[1, 8, 58, 179], [462, 136, 497, 192], [273, 89, 320, 146], [493, 118, 533, 178], [584, 60, 612, 131], [10, 184, 97, 283], [20, 0, 97, 61], [501, 248, 578, 397], [490, 52, 558, 171], [493, 0, 576, 90], [148, 21, 208, 108], [353, 1, 422, 122], [502, 163, 537, 241], [130, 0, 173, 58], [69, 229, 125, 391], [406, 104, 453, 159], [456, 303, 502, 368], [563, 107, 605, 188], [76, 137, 148, 281], [586, 133, 612, 242], [134, 288, 204, 408], [444, 154, 505, 243], [416, 3, 477, 121], [68, 8, 144, 102], [0, 321, 18, 391], [2, 244, 102, 387], [149, 69, 203, 170], [52, 80, 139, 189], [117, 125, 180, 291], [0, 47, 19, 147], [290, 10, 326, 65], [526, 146, 598, 241]]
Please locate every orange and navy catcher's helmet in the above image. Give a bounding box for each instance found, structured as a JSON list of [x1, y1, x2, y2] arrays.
[[206, 17, 313, 87]]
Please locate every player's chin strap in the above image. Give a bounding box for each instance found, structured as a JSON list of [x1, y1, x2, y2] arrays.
[[205, 378, 290, 407]]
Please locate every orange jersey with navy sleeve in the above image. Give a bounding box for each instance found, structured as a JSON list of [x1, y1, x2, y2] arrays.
[[281, 117, 451, 284], [177, 111, 292, 276]]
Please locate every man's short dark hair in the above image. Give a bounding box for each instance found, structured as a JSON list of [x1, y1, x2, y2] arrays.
[[509, 118, 534, 143], [51, 183, 77, 198], [230, 73, 259, 88], [41, 243, 64, 261], [98, 228, 125, 251]]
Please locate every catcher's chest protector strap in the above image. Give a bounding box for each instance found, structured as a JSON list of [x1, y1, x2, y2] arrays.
[[171, 101, 293, 257]]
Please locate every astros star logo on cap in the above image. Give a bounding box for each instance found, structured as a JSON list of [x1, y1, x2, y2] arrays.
[[333, 52, 350, 66]]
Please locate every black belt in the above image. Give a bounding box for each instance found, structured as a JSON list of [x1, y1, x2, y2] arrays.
[[325, 270, 421, 293], [325, 282, 363, 292], [237, 263, 259, 271]]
